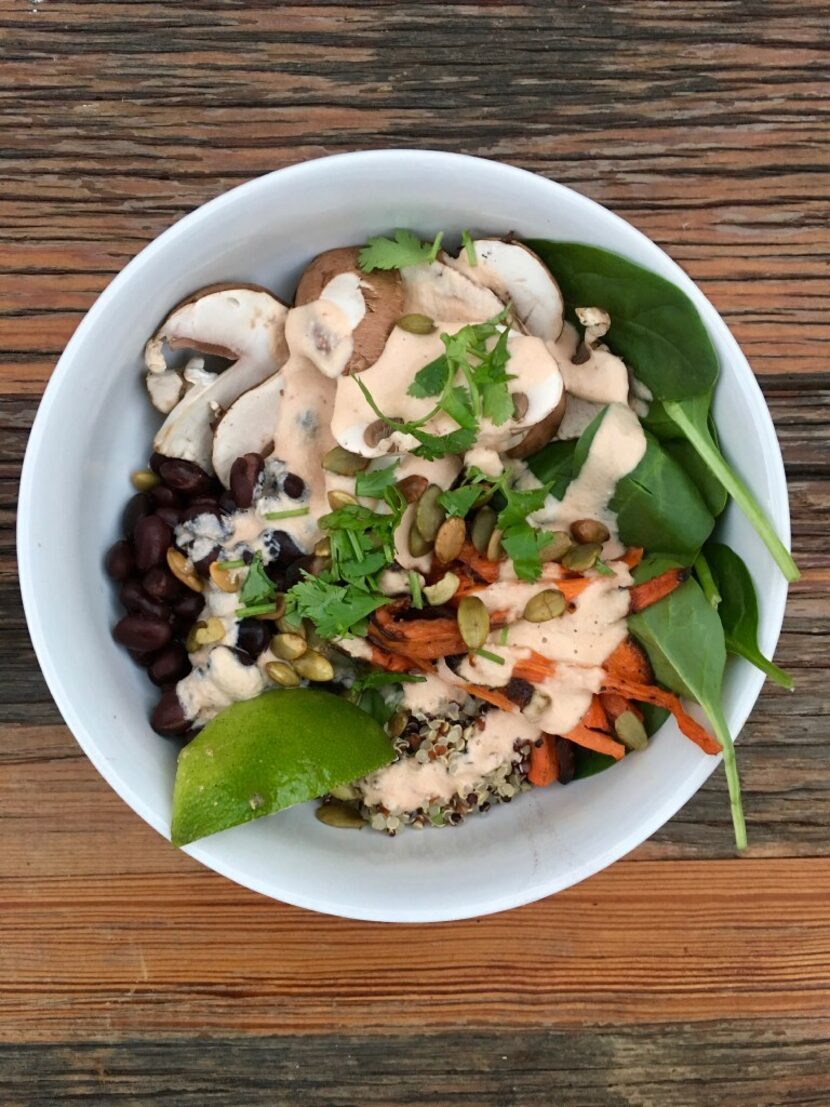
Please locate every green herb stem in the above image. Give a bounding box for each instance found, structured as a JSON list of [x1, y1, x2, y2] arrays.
[[708, 700, 747, 851], [235, 603, 278, 618], [475, 648, 505, 665], [461, 229, 477, 267], [498, 627, 509, 646], [693, 552, 721, 608], [664, 401, 800, 583], [265, 507, 310, 521], [409, 571, 423, 609], [216, 559, 246, 570]]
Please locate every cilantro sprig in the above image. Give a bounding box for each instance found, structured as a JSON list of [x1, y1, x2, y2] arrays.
[[358, 229, 444, 273]]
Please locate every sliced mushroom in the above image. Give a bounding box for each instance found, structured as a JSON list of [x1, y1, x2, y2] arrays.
[[506, 392, 567, 458], [559, 305, 629, 405], [148, 285, 288, 472], [212, 373, 282, 487], [292, 247, 404, 376], [444, 239, 565, 341], [400, 260, 505, 322]]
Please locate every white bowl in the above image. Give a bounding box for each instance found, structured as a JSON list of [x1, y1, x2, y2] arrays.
[[18, 151, 791, 922]]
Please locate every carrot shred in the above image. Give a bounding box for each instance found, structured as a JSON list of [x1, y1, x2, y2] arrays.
[[370, 645, 413, 673], [455, 541, 500, 583], [604, 637, 654, 684], [581, 695, 611, 734], [601, 674, 722, 755], [452, 576, 486, 599], [600, 691, 644, 724], [528, 734, 558, 786], [628, 567, 690, 613], [564, 722, 626, 760], [620, 547, 644, 569], [461, 683, 516, 713], [512, 650, 557, 683]]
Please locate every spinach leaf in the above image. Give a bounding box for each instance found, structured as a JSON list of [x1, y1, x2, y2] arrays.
[[526, 438, 575, 499], [665, 432, 729, 517], [693, 550, 722, 608], [628, 558, 746, 849], [574, 749, 616, 779], [526, 241, 719, 401], [705, 542, 794, 690]]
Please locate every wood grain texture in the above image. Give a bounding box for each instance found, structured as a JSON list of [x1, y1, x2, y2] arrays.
[[2, 0, 829, 1102]]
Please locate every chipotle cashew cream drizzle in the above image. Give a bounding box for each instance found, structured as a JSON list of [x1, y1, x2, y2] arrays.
[[173, 253, 648, 810]]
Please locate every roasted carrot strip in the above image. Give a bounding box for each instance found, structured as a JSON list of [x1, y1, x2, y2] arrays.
[[370, 645, 413, 673], [455, 541, 500, 583], [581, 695, 611, 734], [628, 567, 689, 613], [461, 682, 516, 713], [452, 576, 486, 599], [564, 722, 626, 760], [602, 674, 722, 756], [512, 649, 556, 683], [600, 691, 644, 724], [528, 734, 558, 786], [604, 637, 653, 684], [620, 547, 644, 569]]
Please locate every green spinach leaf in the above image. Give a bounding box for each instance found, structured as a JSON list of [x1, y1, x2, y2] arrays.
[[705, 542, 793, 690]]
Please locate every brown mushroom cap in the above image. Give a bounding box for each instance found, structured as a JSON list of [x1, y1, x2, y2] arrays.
[[295, 247, 404, 373], [506, 392, 568, 459]]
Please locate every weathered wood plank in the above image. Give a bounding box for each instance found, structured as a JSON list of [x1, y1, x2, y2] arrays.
[[3, 1021, 830, 1107]]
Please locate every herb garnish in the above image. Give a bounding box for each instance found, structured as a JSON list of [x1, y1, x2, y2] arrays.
[[476, 648, 505, 665], [408, 570, 423, 609], [236, 552, 276, 616], [358, 229, 444, 273], [265, 507, 310, 521], [461, 229, 477, 266]]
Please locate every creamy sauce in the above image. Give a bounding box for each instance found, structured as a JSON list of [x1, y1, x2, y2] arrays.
[[402, 672, 468, 715], [360, 708, 541, 814]]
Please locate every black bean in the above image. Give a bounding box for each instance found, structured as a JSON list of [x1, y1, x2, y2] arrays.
[[148, 642, 192, 687], [283, 554, 316, 590], [128, 648, 158, 668], [218, 490, 237, 515], [556, 737, 576, 785], [264, 562, 286, 588], [149, 451, 167, 475], [105, 539, 135, 582], [174, 591, 205, 621], [151, 689, 190, 738], [155, 506, 183, 528], [122, 492, 153, 539], [158, 457, 212, 496], [134, 514, 173, 572], [180, 503, 223, 523], [150, 484, 180, 509], [229, 453, 264, 509], [113, 613, 172, 653], [269, 530, 303, 569], [119, 579, 170, 621], [504, 677, 534, 709], [193, 546, 221, 576], [188, 495, 220, 510], [444, 653, 465, 675], [231, 647, 258, 667], [236, 619, 271, 659], [282, 472, 305, 499], [142, 566, 183, 603]]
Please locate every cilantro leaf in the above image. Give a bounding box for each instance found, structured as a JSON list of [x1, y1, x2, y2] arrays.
[[461, 229, 477, 266], [496, 484, 550, 530], [355, 461, 400, 499], [439, 484, 485, 518], [408, 356, 450, 399], [238, 552, 276, 608], [413, 425, 477, 461], [501, 525, 556, 582], [285, 575, 389, 639], [358, 229, 444, 273], [353, 670, 426, 692]]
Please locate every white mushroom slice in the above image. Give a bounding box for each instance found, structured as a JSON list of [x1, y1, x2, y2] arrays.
[[401, 260, 504, 323], [149, 286, 288, 472], [212, 373, 282, 487], [146, 369, 185, 414], [444, 239, 565, 341], [561, 305, 629, 405]]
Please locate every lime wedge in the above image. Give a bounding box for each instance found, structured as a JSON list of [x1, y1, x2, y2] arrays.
[[170, 689, 392, 846]]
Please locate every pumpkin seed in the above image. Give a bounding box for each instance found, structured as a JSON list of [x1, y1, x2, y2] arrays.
[[397, 474, 429, 504], [562, 542, 602, 572], [209, 561, 240, 593], [423, 571, 460, 606], [265, 660, 300, 687], [614, 710, 648, 751], [276, 614, 305, 636], [540, 531, 572, 563], [470, 506, 497, 554], [570, 518, 611, 545], [322, 445, 369, 476], [315, 801, 366, 829], [486, 527, 504, 562], [386, 711, 409, 739], [434, 516, 466, 564], [524, 689, 552, 723], [293, 649, 335, 682], [314, 537, 332, 558], [271, 632, 308, 661], [408, 520, 433, 558], [523, 588, 567, 623], [166, 548, 204, 593], [511, 391, 529, 420], [131, 469, 160, 492], [396, 313, 435, 335], [193, 616, 225, 647], [457, 595, 490, 650], [255, 594, 286, 621], [327, 489, 358, 511], [364, 418, 394, 448], [329, 782, 358, 801], [415, 484, 446, 541], [185, 622, 205, 653]]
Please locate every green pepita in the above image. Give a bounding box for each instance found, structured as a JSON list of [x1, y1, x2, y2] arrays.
[[314, 537, 332, 558], [434, 515, 466, 565], [315, 801, 366, 829], [457, 595, 490, 650], [562, 542, 602, 572], [470, 506, 497, 555], [524, 689, 552, 723], [570, 518, 611, 545], [293, 649, 335, 683], [408, 520, 434, 558], [322, 446, 369, 476], [265, 660, 300, 687], [540, 531, 572, 563], [276, 613, 304, 636], [329, 782, 358, 801], [131, 469, 160, 492], [423, 571, 460, 607], [523, 588, 567, 623], [396, 313, 436, 335], [415, 484, 446, 542], [271, 632, 308, 661], [327, 489, 358, 511], [386, 711, 409, 739], [486, 527, 504, 562], [614, 710, 649, 751], [167, 548, 204, 593], [191, 617, 225, 648]]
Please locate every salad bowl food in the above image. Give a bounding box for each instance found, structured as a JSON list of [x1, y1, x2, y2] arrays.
[[19, 151, 794, 922]]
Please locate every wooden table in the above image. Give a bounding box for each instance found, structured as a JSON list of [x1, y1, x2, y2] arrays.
[[2, 2, 829, 1103]]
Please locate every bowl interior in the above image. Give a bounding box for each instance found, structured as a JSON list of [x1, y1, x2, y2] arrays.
[[19, 151, 790, 921]]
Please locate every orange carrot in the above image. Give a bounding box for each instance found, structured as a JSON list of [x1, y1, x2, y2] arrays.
[[512, 650, 556, 683], [370, 645, 413, 673], [456, 541, 500, 583], [600, 691, 644, 724], [602, 674, 722, 755], [581, 695, 611, 734], [528, 734, 558, 786], [453, 576, 486, 599], [628, 567, 689, 613], [620, 547, 644, 569], [461, 683, 516, 713], [564, 722, 626, 760], [604, 637, 653, 684]]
